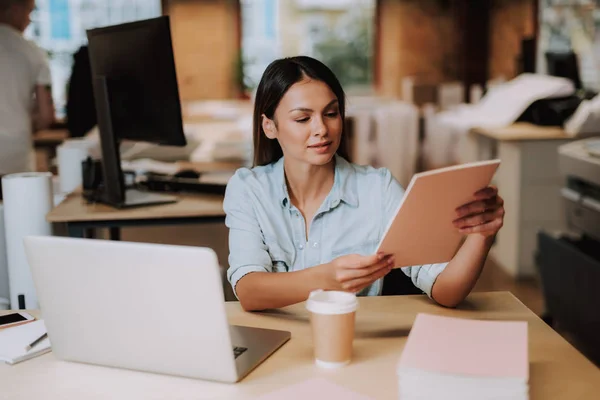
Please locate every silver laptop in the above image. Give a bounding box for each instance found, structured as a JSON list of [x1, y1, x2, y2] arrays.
[[24, 236, 290, 383]]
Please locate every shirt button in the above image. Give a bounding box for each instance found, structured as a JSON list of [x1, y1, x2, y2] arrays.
[[298, 244, 304, 250], [312, 242, 319, 248]]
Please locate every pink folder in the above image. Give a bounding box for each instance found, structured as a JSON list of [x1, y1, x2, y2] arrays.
[[399, 313, 529, 380], [256, 378, 373, 400], [377, 160, 501, 268]]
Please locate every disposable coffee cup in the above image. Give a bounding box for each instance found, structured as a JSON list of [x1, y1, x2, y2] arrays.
[[306, 290, 358, 369]]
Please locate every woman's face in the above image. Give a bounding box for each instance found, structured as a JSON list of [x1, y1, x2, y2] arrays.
[[263, 77, 342, 167]]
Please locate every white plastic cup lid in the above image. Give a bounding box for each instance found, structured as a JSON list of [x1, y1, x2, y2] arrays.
[[306, 290, 358, 315], [2, 172, 52, 180]]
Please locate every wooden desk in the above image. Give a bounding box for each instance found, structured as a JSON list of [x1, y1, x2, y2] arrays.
[[2, 292, 599, 399], [33, 128, 69, 146], [467, 123, 600, 278], [47, 192, 225, 239], [33, 128, 69, 172], [471, 123, 571, 141], [46, 160, 239, 240]]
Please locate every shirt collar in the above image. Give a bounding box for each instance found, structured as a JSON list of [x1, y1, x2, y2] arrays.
[[277, 154, 358, 209], [0, 24, 23, 38]]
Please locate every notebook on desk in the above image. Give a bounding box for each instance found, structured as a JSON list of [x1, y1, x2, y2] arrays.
[[0, 320, 51, 365], [376, 159, 501, 268]]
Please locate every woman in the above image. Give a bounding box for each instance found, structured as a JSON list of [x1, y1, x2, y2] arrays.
[[223, 56, 504, 311]]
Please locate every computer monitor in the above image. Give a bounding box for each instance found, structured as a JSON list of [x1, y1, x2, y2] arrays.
[[519, 37, 536, 74], [86, 16, 186, 208], [545, 51, 582, 90]]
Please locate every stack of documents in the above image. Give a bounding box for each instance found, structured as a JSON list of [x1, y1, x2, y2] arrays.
[[398, 313, 529, 399], [0, 320, 51, 365], [426, 73, 576, 166], [565, 93, 600, 137]]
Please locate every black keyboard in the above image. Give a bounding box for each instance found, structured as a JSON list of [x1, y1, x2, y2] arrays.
[[138, 175, 226, 195], [233, 346, 248, 359]]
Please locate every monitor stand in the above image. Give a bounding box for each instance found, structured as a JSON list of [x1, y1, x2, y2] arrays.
[[86, 182, 178, 209], [93, 75, 179, 209]]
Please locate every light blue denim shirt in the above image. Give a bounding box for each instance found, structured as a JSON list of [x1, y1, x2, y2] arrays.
[[223, 154, 447, 298]]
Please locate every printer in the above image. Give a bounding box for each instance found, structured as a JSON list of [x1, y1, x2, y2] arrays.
[[558, 139, 600, 240], [536, 138, 600, 365]]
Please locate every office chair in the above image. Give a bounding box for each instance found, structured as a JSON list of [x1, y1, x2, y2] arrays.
[[381, 268, 424, 296]]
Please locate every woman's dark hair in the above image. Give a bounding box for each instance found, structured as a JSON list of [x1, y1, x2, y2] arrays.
[[252, 56, 349, 166]]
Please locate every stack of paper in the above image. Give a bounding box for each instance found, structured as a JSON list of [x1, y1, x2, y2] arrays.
[[565, 93, 600, 137], [121, 159, 181, 176], [425, 73, 576, 166], [188, 120, 253, 165], [398, 313, 529, 399], [0, 320, 51, 365]]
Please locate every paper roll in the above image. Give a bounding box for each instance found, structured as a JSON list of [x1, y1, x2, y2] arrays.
[[0, 204, 9, 306], [57, 141, 89, 194], [2, 172, 54, 309]]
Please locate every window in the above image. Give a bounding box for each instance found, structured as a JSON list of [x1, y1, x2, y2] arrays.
[[538, 0, 600, 90], [240, 0, 376, 93], [24, 0, 162, 118]]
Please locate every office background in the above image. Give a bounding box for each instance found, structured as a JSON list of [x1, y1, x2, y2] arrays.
[[2, 0, 600, 368]]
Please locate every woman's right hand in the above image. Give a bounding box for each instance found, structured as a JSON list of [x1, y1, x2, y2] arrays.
[[319, 253, 395, 293]]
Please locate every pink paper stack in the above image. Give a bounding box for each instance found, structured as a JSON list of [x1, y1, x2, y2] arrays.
[[397, 313, 529, 399]]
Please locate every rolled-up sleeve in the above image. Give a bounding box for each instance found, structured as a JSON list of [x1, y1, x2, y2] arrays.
[[36, 49, 51, 86], [380, 168, 448, 298], [223, 170, 273, 298]]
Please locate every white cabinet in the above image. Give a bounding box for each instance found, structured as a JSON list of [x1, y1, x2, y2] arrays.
[[469, 124, 576, 277]]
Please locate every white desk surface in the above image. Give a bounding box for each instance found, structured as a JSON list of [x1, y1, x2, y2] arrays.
[[2, 292, 599, 400], [470, 123, 574, 141]]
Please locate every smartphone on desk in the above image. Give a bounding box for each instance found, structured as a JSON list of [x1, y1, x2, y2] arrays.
[[0, 312, 35, 330]]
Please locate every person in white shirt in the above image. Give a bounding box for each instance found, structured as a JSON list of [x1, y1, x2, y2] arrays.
[[0, 0, 54, 198]]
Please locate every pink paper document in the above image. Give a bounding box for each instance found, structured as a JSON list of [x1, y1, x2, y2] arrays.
[[397, 313, 529, 400], [377, 159, 501, 268], [256, 378, 373, 400], [400, 313, 528, 379]]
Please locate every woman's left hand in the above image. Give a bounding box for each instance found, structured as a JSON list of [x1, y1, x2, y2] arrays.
[[453, 186, 505, 237]]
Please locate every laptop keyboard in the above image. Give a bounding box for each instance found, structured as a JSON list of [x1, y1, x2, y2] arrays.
[[233, 346, 248, 359]]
